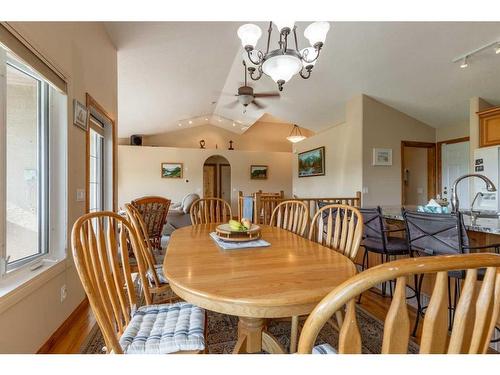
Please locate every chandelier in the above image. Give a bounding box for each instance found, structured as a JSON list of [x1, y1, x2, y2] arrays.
[[237, 21, 330, 91]]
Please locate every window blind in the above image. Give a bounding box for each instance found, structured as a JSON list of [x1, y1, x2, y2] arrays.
[[0, 23, 67, 93]]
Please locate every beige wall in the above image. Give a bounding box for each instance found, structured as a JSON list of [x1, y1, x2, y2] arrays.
[[436, 122, 469, 142], [138, 121, 314, 152], [292, 95, 363, 198], [0, 22, 117, 353], [118, 146, 292, 213], [362, 95, 436, 207]]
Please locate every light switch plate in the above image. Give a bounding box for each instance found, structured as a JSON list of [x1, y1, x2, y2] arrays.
[[76, 189, 85, 202]]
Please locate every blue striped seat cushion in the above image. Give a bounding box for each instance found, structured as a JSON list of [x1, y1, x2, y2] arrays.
[[119, 302, 205, 354], [146, 265, 168, 285], [312, 343, 337, 354]]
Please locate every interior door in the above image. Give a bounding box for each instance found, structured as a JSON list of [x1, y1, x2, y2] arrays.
[[441, 141, 470, 207], [203, 164, 216, 198], [219, 164, 231, 202]]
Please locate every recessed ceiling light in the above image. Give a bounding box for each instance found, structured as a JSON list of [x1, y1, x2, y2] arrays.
[[178, 123, 182, 127], [205, 118, 209, 121], [189, 120, 193, 124], [460, 57, 469, 69], [233, 122, 236, 127], [218, 118, 222, 122]]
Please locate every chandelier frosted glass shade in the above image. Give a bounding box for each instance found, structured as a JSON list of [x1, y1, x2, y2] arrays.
[[237, 24, 262, 48], [262, 53, 303, 84], [304, 21, 330, 46]]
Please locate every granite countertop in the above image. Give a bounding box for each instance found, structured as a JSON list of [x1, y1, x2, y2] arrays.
[[380, 205, 500, 235]]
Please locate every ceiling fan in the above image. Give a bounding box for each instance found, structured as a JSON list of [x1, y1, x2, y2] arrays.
[[224, 61, 280, 112]]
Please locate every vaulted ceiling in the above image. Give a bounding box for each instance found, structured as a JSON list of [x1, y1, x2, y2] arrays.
[[104, 22, 500, 138]]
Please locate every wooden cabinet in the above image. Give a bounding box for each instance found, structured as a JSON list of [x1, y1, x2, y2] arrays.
[[479, 106, 500, 147]]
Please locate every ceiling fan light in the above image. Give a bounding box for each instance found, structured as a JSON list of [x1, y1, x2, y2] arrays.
[[304, 21, 330, 47], [262, 54, 302, 84], [300, 47, 318, 67], [460, 57, 469, 68], [237, 24, 262, 49], [273, 21, 295, 34]]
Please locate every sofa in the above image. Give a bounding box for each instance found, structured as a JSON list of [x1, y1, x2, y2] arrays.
[[163, 193, 200, 236]]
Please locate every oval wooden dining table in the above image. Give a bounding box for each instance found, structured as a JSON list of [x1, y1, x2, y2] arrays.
[[164, 223, 357, 354]]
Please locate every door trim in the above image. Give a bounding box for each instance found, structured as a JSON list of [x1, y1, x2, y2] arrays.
[[401, 141, 437, 205], [85, 93, 117, 213], [436, 136, 470, 194]]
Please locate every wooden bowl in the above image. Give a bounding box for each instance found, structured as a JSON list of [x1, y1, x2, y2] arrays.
[[215, 224, 261, 242]]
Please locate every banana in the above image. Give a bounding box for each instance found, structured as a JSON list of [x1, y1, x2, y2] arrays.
[[229, 219, 245, 231]]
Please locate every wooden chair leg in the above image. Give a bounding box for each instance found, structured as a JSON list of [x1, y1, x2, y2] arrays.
[[290, 315, 299, 353]]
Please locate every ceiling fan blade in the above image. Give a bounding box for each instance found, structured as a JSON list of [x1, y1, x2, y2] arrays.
[[252, 100, 266, 109], [224, 100, 240, 109], [254, 92, 280, 98]]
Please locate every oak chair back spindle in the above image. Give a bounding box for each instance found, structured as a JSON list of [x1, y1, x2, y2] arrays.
[[308, 204, 364, 261], [298, 253, 500, 354], [269, 200, 309, 237], [71, 211, 151, 354], [131, 196, 171, 251], [125, 203, 174, 305], [190, 198, 232, 224]]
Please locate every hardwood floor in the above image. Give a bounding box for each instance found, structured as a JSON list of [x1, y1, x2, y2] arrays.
[[39, 287, 424, 354]]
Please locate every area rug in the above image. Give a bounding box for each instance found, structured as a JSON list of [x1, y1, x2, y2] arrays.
[[80, 306, 420, 354]]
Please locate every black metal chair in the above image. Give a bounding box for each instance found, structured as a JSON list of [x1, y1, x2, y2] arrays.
[[358, 207, 409, 299], [403, 209, 500, 337]]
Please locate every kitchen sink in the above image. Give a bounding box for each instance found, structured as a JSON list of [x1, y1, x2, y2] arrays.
[[461, 210, 500, 219]]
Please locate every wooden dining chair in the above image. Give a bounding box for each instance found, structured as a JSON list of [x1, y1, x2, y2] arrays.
[[298, 253, 500, 354], [190, 198, 232, 224], [71, 211, 206, 354], [308, 204, 364, 260], [269, 200, 309, 237], [289, 204, 364, 353], [125, 203, 178, 305], [131, 196, 171, 251]]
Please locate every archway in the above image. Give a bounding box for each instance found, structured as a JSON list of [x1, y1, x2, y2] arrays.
[[203, 155, 231, 203]]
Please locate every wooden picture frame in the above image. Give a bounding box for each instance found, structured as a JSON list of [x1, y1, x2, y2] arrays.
[[161, 162, 183, 179], [298, 146, 325, 178], [73, 99, 88, 131], [250, 165, 268, 180]]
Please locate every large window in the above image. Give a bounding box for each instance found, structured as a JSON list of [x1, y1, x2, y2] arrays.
[[0, 47, 66, 274], [5, 61, 48, 265]]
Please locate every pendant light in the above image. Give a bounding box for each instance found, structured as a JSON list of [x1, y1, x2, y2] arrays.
[[286, 124, 306, 143]]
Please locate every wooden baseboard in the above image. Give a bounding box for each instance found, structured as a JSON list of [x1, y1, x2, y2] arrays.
[[37, 298, 89, 354]]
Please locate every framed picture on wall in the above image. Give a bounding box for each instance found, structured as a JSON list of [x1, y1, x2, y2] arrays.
[[298, 146, 325, 178], [250, 165, 268, 180], [161, 162, 183, 178], [372, 148, 393, 166], [73, 99, 88, 131]]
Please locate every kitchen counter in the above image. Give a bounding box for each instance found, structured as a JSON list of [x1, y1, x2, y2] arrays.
[[381, 205, 500, 235]]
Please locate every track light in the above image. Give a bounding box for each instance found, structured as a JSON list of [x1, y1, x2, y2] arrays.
[[460, 57, 469, 69]]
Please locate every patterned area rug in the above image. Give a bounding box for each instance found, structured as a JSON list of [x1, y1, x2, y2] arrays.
[[80, 306, 420, 354]]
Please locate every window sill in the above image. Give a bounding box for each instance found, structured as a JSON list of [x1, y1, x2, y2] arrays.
[[0, 257, 67, 315]]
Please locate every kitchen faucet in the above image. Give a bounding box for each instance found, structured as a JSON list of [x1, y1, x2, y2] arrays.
[[451, 173, 497, 213]]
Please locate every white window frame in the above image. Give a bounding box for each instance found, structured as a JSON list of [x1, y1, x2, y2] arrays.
[[0, 49, 65, 277]]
